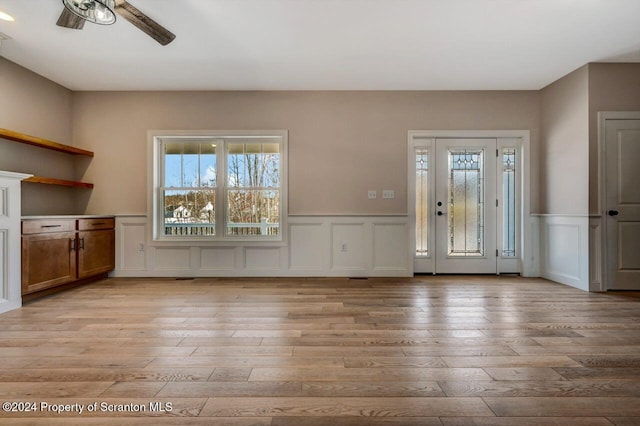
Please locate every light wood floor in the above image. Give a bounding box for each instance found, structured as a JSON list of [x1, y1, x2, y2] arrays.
[[1, 276, 640, 425]]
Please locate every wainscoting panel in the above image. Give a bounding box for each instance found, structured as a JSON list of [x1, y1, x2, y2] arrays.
[[153, 247, 192, 272], [373, 222, 410, 275], [0, 229, 6, 300], [330, 222, 367, 275], [245, 247, 281, 272], [116, 219, 146, 272], [589, 216, 603, 291], [288, 221, 325, 273], [0, 187, 6, 217], [113, 215, 411, 277], [200, 247, 236, 272], [539, 215, 589, 291], [0, 171, 31, 314]]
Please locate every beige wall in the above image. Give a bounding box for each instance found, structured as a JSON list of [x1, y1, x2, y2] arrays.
[[588, 63, 640, 214], [0, 58, 79, 215], [72, 90, 540, 216], [539, 66, 589, 215]]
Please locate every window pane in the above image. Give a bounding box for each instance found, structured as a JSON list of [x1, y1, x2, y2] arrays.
[[200, 143, 217, 187], [163, 189, 216, 236], [415, 148, 429, 256], [183, 143, 199, 187], [227, 143, 280, 188], [448, 149, 484, 257], [227, 190, 280, 236], [164, 143, 182, 187], [502, 148, 517, 257]]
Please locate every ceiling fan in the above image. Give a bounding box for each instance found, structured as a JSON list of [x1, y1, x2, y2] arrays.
[[56, 0, 175, 46]]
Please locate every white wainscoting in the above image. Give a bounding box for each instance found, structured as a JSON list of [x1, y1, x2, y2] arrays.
[[538, 215, 589, 291], [113, 215, 411, 278], [0, 171, 31, 314], [589, 216, 604, 292]]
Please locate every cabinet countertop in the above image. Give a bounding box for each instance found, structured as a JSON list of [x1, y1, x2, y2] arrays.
[[22, 215, 115, 220]]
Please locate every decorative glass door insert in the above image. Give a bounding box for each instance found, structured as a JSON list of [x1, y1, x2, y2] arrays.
[[448, 149, 485, 257]]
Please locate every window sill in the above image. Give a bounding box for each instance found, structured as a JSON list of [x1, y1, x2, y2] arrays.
[[150, 238, 287, 248]]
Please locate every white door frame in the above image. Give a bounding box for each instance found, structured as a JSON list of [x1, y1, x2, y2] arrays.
[[597, 111, 640, 291], [408, 130, 532, 275]]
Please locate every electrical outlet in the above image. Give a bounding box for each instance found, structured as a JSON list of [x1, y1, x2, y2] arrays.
[[368, 190, 377, 199], [138, 243, 145, 251], [340, 243, 348, 252], [382, 190, 395, 199]]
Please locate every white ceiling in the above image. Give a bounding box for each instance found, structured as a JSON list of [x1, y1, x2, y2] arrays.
[[0, 0, 639, 91]]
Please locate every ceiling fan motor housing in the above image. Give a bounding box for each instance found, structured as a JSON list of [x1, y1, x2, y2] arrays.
[[62, 0, 116, 25]]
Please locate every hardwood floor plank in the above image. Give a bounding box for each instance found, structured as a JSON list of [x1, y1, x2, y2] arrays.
[[271, 417, 443, 425], [99, 381, 168, 397], [248, 367, 492, 381], [442, 356, 581, 368], [147, 356, 344, 368], [0, 419, 273, 425], [482, 367, 565, 381], [300, 381, 445, 397], [554, 367, 640, 380], [569, 356, 640, 368], [199, 396, 494, 417], [0, 382, 114, 398], [483, 397, 640, 417], [440, 417, 614, 425], [439, 380, 640, 397], [607, 418, 640, 426], [158, 381, 303, 397], [344, 356, 447, 368], [0, 368, 215, 382]]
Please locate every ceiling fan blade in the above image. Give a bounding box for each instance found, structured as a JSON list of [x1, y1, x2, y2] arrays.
[[115, 1, 176, 45], [56, 8, 85, 30]]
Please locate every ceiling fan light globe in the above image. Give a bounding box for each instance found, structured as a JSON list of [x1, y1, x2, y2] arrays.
[[62, 0, 116, 25]]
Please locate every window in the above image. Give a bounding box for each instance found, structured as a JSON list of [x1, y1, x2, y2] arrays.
[[415, 148, 429, 256], [151, 131, 287, 242], [501, 148, 517, 257]]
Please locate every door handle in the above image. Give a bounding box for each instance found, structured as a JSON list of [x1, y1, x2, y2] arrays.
[[608, 210, 619, 216], [437, 211, 447, 216]]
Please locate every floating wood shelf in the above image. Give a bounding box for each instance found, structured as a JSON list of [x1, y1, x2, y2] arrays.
[[23, 176, 94, 189], [0, 128, 94, 157]]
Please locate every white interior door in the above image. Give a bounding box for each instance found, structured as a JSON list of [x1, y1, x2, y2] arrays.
[[434, 139, 497, 273], [605, 118, 640, 290]]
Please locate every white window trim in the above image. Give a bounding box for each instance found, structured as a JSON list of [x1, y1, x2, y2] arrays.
[[147, 129, 288, 246]]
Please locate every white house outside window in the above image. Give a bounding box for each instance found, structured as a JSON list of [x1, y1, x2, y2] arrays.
[[151, 131, 287, 242]]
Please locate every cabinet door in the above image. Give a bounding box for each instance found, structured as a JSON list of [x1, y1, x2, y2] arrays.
[[22, 232, 77, 294], [77, 229, 115, 279]]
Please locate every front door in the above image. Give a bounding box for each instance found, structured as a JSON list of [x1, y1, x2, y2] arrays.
[[605, 118, 640, 290], [434, 139, 497, 273], [411, 135, 521, 274]]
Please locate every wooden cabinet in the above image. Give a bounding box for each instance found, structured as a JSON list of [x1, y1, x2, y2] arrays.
[[21, 217, 115, 295], [77, 218, 115, 279], [22, 222, 77, 294]]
